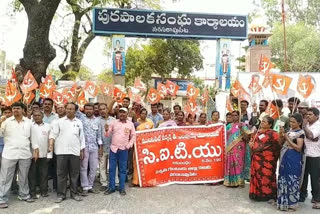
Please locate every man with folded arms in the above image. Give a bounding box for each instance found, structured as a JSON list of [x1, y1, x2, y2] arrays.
[[49, 102, 85, 203], [104, 107, 136, 196], [0, 102, 38, 209]]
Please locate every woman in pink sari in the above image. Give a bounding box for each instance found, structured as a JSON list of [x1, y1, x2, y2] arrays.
[[224, 111, 251, 187]]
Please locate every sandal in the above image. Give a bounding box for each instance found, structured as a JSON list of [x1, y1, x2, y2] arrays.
[[312, 202, 320, 209]]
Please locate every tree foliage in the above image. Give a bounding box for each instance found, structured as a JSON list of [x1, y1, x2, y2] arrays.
[[125, 39, 203, 86], [269, 22, 320, 72], [96, 69, 113, 83]]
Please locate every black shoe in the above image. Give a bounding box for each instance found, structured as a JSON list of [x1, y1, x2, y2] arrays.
[[104, 188, 115, 195], [41, 192, 49, 197], [88, 189, 99, 194], [81, 190, 88, 197], [30, 194, 38, 199], [71, 195, 83, 201], [99, 186, 107, 192], [119, 190, 126, 196], [55, 197, 65, 203]]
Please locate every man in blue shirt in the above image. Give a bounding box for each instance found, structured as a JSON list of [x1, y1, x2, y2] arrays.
[[147, 103, 163, 127]]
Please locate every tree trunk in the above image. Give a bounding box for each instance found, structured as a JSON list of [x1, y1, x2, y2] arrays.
[[18, 0, 61, 83]]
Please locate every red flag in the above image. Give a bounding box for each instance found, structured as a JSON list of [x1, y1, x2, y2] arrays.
[[113, 87, 126, 103], [259, 55, 274, 75], [184, 98, 198, 116], [297, 74, 314, 99], [248, 75, 262, 94], [52, 91, 68, 105], [100, 84, 113, 96], [23, 91, 35, 105], [11, 68, 18, 86], [84, 81, 98, 97], [226, 97, 233, 113], [157, 83, 167, 98], [166, 80, 179, 97], [20, 70, 38, 94], [266, 103, 279, 119], [147, 88, 161, 104], [200, 88, 209, 105], [186, 84, 200, 99], [262, 74, 272, 88], [134, 78, 146, 92], [5, 81, 22, 106], [62, 88, 71, 101], [67, 84, 78, 100], [230, 80, 242, 97], [39, 83, 52, 99], [42, 75, 56, 92], [271, 74, 292, 95], [77, 90, 88, 110]]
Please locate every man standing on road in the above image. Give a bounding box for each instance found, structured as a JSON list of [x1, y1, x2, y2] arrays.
[[104, 108, 136, 196], [0, 106, 13, 169], [76, 103, 103, 196], [98, 103, 115, 191], [0, 102, 38, 208], [49, 102, 85, 203]]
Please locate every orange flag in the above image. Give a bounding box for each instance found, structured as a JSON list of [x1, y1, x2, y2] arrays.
[[184, 98, 198, 116], [226, 97, 234, 113], [186, 84, 200, 99], [61, 88, 71, 101], [271, 74, 292, 95], [297, 74, 314, 99], [23, 91, 35, 105], [147, 88, 161, 104], [134, 78, 146, 92], [266, 103, 279, 119], [5, 81, 22, 106], [230, 80, 242, 97], [200, 88, 209, 105], [11, 68, 18, 87], [166, 80, 179, 97], [20, 70, 38, 94], [67, 84, 78, 100], [262, 74, 272, 88], [113, 87, 126, 103], [52, 91, 68, 105], [42, 75, 56, 92], [100, 84, 113, 96], [84, 81, 98, 97], [157, 83, 167, 98], [248, 75, 262, 94], [77, 90, 88, 109], [259, 55, 274, 75], [39, 83, 52, 99]]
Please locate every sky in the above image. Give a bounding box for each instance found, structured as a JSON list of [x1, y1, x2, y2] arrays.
[[0, 0, 255, 77]]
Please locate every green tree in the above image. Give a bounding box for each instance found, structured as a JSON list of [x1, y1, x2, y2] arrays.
[[269, 22, 320, 72], [125, 39, 203, 86], [97, 69, 113, 83]]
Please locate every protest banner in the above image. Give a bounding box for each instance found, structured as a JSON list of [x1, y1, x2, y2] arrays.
[[135, 124, 225, 187]]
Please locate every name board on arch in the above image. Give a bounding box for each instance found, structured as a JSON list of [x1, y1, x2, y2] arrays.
[[93, 8, 248, 40]]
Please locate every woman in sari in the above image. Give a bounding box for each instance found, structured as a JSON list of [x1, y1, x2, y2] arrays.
[[224, 111, 251, 187], [158, 109, 177, 128], [132, 108, 154, 186], [198, 113, 207, 125], [186, 114, 197, 126], [277, 113, 305, 211], [249, 116, 281, 201], [176, 111, 186, 126]]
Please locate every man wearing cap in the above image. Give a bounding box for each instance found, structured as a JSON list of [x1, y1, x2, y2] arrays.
[[298, 102, 309, 119], [104, 107, 136, 196]]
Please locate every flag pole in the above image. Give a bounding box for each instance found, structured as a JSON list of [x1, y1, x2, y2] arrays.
[[282, 0, 288, 72]]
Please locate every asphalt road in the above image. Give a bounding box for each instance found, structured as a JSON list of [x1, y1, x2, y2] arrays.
[[1, 183, 317, 214]]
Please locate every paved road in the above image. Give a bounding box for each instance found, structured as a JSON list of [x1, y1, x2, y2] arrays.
[[1, 183, 317, 214]]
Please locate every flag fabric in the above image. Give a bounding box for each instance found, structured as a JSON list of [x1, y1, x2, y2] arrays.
[[62, 88, 71, 101], [113, 87, 126, 103], [266, 103, 279, 119], [67, 84, 78, 100], [147, 88, 161, 104], [134, 78, 146, 92], [259, 55, 274, 75], [271, 74, 292, 96], [157, 83, 167, 98], [42, 75, 56, 92], [5, 81, 22, 106], [23, 91, 35, 105], [39, 83, 52, 99], [166, 80, 179, 97], [52, 91, 67, 105], [297, 74, 314, 99], [186, 84, 200, 99], [230, 80, 242, 97], [226, 97, 234, 113], [84, 81, 98, 97], [200, 88, 209, 105], [248, 75, 262, 94], [20, 70, 38, 94], [184, 98, 198, 116], [100, 84, 113, 96], [77, 90, 88, 110], [11, 68, 18, 86], [262, 74, 272, 88]]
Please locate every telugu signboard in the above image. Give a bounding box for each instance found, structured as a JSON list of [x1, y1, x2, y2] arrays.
[[93, 8, 248, 40], [135, 124, 225, 187]]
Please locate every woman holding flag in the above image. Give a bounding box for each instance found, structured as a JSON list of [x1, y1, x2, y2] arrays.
[[224, 111, 251, 187]]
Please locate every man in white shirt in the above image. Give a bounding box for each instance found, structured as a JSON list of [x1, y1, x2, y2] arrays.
[[0, 102, 38, 209], [49, 102, 85, 203], [28, 110, 51, 199], [300, 107, 320, 207]]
